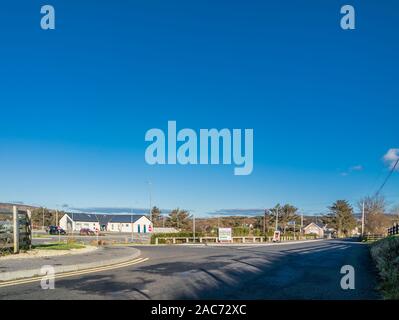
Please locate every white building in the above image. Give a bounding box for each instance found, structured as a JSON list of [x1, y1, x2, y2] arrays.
[[303, 222, 325, 238], [59, 212, 153, 234]]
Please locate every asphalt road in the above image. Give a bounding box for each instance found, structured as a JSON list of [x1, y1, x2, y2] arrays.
[[0, 239, 380, 300]]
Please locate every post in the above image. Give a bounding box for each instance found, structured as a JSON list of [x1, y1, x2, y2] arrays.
[[71, 212, 74, 238], [56, 210, 61, 242], [294, 221, 296, 240], [263, 209, 266, 235], [27, 209, 32, 249], [42, 207, 45, 230], [13, 206, 19, 254], [361, 201, 365, 237], [193, 214, 196, 244], [275, 207, 279, 231], [148, 181, 152, 222], [131, 215, 134, 242]]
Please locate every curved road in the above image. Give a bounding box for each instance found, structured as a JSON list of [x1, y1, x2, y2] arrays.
[[0, 240, 380, 300]]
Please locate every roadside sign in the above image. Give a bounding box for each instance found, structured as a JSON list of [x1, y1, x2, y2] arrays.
[[287, 221, 296, 226], [272, 231, 281, 242], [218, 228, 232, 242], [149, 225, 153, 232]]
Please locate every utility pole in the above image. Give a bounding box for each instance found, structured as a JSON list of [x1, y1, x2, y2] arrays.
[[301, 214, 304, 234], [193, 213, 196, 243], [361, 201, 365, 237], [131, 214, 134, 242], [263, 209, 267, 235], [13, 206, 19, 254], [42, 207, 45, 230], [56, 209, 60, 242], [148, 181, 152, 222], [275, 207, 279, 231], [71, 212, 74, 238]]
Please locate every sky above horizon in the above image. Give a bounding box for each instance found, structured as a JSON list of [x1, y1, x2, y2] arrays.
[[1, 0, 398, 216]]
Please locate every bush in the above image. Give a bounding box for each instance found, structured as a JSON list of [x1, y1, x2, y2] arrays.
[[233, 227, 250, 237], [370, 236, 399, 299], [151, 232, 205, 244]]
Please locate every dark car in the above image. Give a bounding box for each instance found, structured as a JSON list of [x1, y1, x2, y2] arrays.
[[48, 226, 67, 235], [79, 228, 95, 236]]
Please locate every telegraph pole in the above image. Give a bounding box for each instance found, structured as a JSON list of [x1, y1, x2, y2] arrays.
[[13, 206, 19, 254], [275, 207, 279, 231], [42, 207, 45, 230], [148, 181, 152, 222], [263, 209, 267, 235], [361, 201, 365, 237], [193, 213, 196, 243]]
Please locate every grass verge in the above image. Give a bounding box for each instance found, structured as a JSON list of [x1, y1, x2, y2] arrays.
[[33, 242, 86, 250], [370, 235, 399, 299]]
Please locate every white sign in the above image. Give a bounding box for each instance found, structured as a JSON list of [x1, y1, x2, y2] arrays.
[[218, 228, 232, 241]]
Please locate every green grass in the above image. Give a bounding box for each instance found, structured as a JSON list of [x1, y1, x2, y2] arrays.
[[33, 242, 85, 250], [32, 234, 52, 238]]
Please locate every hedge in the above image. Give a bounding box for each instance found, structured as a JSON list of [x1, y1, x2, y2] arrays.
[[370, 236, 399, 299]]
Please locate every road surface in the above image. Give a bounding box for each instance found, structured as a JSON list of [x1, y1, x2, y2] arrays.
[[0, 239, 380, 300]]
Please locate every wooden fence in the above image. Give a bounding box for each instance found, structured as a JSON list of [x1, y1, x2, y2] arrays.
[[154, 235, 317, 245], [0, 207, 32, 253], [388, 223, 399, 236]]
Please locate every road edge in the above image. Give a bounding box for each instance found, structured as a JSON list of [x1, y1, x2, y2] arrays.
[[0, 247, 141, 282]]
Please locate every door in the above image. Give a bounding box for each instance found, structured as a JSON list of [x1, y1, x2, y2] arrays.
[[144, 225, 147, 233], [137, 224, 141, 233]]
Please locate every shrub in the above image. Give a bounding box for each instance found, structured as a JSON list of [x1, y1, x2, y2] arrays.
[[151, 232, 205, 244], [370, 236, 399, 299]]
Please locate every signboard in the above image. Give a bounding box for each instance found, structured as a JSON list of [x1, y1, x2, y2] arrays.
[[218, 228, 232, 242], [148, 225, 153, 232], [272, 231, 281, 242]]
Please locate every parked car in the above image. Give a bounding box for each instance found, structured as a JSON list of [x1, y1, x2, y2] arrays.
[[48, 226, 67, 235], [80, 228, 95, 236]]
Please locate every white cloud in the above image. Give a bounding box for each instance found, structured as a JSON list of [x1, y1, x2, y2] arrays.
[[340, 164, 363, 177], [383, 148, 399, 170]]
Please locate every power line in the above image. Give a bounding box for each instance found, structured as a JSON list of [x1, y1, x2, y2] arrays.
[[375, 158, 399, 196]]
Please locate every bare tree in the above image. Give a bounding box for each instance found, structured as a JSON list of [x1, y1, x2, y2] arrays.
[[358, 195, 390, 234]]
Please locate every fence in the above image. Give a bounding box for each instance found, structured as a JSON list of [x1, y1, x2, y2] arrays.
[[363, 234, 385, 242], [0, 207, 32, 253], [388, 223, 399, 236], [154, 235, 317, 245]]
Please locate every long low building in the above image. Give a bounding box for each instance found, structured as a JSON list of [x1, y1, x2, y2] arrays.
[[59, 212, 153, 233]]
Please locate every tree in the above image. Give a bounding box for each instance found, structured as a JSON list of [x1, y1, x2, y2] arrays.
[[151, 206, 162, 227], [269, 204, 299, 233], [166, 208, 191, 230], [391, 205, 399, 223], [358, 195, 390, 234], [30, 208, 64, 228], [326, 200, 357, 237]]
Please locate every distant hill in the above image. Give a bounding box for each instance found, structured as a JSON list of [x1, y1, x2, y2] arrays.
[[0, 202, 39, 212]]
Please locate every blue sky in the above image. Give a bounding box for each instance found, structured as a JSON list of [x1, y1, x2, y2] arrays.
[[1, 0, 398, 216]]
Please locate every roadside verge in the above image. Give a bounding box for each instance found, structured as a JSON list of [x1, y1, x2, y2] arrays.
[[0, 246, 141, 282]]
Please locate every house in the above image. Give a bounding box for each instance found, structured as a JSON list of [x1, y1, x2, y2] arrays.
[[59, 212, 153, 234], [303, 222, 325, 238]]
